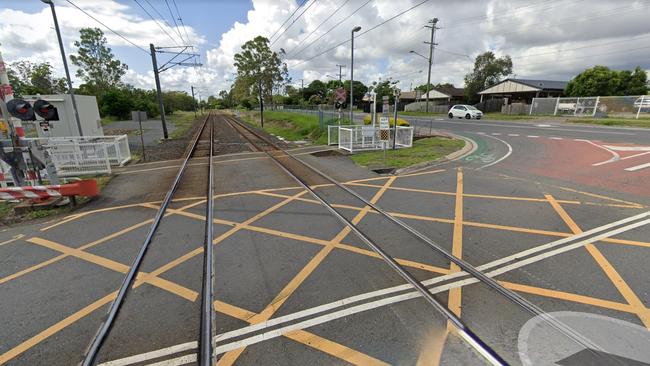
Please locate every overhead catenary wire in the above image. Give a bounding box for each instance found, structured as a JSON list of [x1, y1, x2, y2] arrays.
[[290, 0, 430, 68], [282, 0, 352, 56], [268, 0, 309, 42], [288, 0, 373, 59], [134, 0, 182, 47], [164, 0, 186, 44], [271, 0, 319, 47], [64, 0, 150, 54]]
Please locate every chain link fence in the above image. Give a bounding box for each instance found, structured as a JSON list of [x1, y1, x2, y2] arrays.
[[530, 95, 650, 118]]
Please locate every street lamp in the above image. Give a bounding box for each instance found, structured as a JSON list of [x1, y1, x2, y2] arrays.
[[349, 26, 361, 123], [409, 49, 433, 115], [41, 0, 83, 136]]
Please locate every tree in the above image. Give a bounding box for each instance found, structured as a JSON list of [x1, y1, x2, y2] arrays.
[[342, 80, 368, 107], [565, 65, 648, 96], [303, 80, 327, 103], [464, 51, 513, 103], [70, 28, 128, 97], [369, 79, 399, 104], [100, 88, 132, 119], [7, 61, 67, 97], [233, 36, 287, 126]]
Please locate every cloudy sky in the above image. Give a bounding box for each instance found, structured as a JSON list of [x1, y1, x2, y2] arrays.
[[1, 0, 649, 97]]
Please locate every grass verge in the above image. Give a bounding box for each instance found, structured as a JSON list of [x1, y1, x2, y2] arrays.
[[564, 117, 650, 128], [169, 111, 201, 139], [240, 110, 349, 145], [350, 137, 464, 169]]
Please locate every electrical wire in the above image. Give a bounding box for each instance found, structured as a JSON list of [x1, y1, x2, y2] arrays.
[[269, 0, 309, 41], [134, 0, 181, 47], [271, 0, 319, 47], [164, 0, 186, 44], [291, 0, 430, 68], [289, 0, 373, 59], [282, 0, 351, 55], [64, 0, 150, 54]]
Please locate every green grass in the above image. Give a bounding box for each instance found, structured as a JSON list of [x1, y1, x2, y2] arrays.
[[564, 117, 650, 128], [100, 115, 120, 125], [168, 111, 200, 139], [241, 111, 347, 145], [0, 201, 12, 218], [399, 111, 446, 117], [350, 137, 464, 169]]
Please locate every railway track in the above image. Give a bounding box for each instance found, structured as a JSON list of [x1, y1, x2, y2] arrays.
[[76, 111, 620, 366], [220, 114, 620, 366], [81, 113, 217, 366]]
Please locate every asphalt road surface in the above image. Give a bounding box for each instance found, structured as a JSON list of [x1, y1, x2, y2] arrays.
[[1, 114, 649, 365]]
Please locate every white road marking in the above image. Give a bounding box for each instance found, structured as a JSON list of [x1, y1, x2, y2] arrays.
[[508, 134, 520, 137], [148, 354, 196, 366], [527, 135, 539, 138], [491, 133, 501, 136], [478, 135, 512, 170], [621, 151, 650, 161], [603, 145, 650, 152], [536, 124, 551, 127], [625, 162, 650, 172], [477, 132, 486, 135], [101, 211, 650, 366], [575, 139, 621, 166], [549, 137, 563, 140], [0, 234, 24, 247]]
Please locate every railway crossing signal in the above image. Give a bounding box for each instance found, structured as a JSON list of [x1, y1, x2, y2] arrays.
[[33, 99, 59, 121], [6, 98, 35, 121]]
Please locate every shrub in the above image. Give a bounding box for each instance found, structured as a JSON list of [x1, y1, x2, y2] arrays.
[[362, 115, 410, 126]]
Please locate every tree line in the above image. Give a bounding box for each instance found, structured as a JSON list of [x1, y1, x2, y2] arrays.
[[7, 28, 197, 120]]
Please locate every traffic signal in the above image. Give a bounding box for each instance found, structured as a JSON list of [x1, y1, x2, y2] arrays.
[[34, 99, 59, 121], [6, 98, 35, 121]]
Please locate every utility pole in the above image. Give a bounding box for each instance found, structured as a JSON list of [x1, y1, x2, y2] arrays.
[[150, 43, 168, 139], [191, 86, 197, 118], [424, 18, 439, 114], [336, 64, 345, 83]]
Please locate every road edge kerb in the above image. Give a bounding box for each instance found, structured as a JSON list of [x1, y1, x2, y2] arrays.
[[394, 133, 477, 175]]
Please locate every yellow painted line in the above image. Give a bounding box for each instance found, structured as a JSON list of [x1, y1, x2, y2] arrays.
[[501, 281, 638, 314], [217, 176, 398, 366], [602, 237, 650, 248], [0, 234, 24, 247], [554, 185, 644, 208], [26, 237, 198, 302], [448, 170, 464, 330], [214, 300, 388, 366], [546, 194, 650, 328], [0, 291, 117, 365], [398, 168, 447, 178], [284, 330, 389, 366]]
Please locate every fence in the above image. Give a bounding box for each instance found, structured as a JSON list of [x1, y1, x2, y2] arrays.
[[335, 125, 413, 153], [530, 95, 650, 118], [25, 135, 131, 166]]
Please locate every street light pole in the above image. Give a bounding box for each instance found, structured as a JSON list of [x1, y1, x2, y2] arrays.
[[41, 0, 83, 136], [350, 26, 361, 124]]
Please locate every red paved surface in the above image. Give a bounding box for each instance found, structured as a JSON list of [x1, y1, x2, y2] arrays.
[[504, 138, 650, 197]]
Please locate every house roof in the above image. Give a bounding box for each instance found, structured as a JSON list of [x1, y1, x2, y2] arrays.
[[400, 91, 419, 100], [434, 86, 465, 97], [511, 78, 568, 90], [478, 78, 568, 95]]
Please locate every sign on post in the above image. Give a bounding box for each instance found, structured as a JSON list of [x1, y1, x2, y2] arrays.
[[379, 116, 390, 141]]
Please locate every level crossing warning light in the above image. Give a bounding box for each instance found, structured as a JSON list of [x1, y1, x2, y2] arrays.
[[34, 99, 59, 121], [6, 98, 35, 121]]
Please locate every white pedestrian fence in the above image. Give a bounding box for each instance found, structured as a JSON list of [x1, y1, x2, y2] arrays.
[[530, 95, 650, 119], [329, 125, 413, 152], [3, 135, 132, 180]]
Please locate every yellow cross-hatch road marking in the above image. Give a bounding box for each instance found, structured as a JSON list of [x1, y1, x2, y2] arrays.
[[546, 194, 650, 328], [216, 176, 398, 366], [214, 301, 389, 366], [448, 169, 464, 331]]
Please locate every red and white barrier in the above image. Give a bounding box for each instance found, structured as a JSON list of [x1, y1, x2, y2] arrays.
[[0, 179, 99, 201]]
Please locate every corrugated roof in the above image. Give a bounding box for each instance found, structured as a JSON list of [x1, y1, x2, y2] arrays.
[[510, 78, 567, 90]]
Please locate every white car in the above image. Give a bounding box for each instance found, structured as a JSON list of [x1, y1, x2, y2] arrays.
[[448, 104, 483, 119]]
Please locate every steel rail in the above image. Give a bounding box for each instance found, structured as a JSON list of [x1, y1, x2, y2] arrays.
[[81, 114, 212, 366], [222, 116, 507, 365], [224, 115, 622, 364], [199, 115, 215, 364]]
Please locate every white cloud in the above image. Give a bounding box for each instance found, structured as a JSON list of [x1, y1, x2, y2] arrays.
[[2, 0, 650, 97]]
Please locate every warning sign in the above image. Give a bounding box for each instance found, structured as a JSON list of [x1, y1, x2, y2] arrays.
[[379, 117, 390, 141]]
